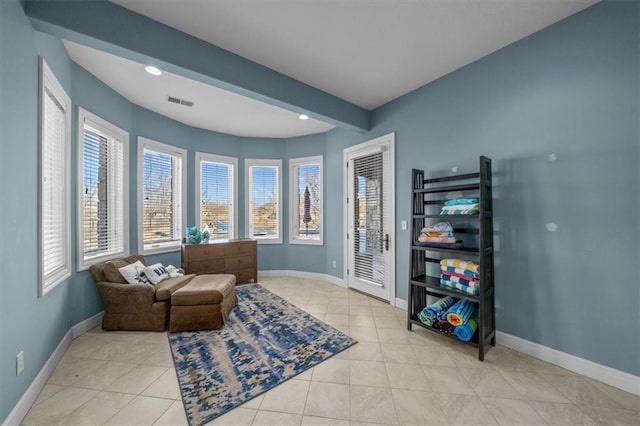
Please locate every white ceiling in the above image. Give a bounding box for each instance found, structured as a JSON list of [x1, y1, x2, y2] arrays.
[[66, 0, 599, 138]]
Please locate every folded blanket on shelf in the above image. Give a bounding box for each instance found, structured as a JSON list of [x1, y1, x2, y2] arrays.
[[441, 265, 480, 279], [441, 272, 479, 288], [417, 310, 433, 326], [440, 204, 480, 215], [440, 279, 480, 296], [444, 198, 480, 206], [444, 299, 475, 326], [421, 222, 454, 238], [415, 241, 464, 250], [418, 235, 457, 243], [432, 318, 455, 335], [440, 259, 480, 275], [454, 317, 478, 342]]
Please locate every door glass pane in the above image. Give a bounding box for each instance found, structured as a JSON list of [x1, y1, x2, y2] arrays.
[[352, 152, 384, 284]]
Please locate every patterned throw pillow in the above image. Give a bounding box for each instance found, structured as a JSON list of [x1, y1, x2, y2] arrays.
[[143, 263, 169, 285], [118, 261, 152, 285]]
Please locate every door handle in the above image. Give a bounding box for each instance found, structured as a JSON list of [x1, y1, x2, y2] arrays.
[[384, 234, 390, 251]]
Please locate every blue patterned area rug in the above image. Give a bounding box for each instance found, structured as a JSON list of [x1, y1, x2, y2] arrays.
[[168, 283, 357, 426]]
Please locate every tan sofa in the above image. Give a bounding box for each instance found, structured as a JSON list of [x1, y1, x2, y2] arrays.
[[89, 255, 196, 331]]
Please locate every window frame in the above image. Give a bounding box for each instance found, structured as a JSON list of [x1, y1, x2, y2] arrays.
[[137, 137, 187, 255], [76, 108, 130, 271], [289, 155, 323, 245], [38, 57, 72, 296], [195, 152, 238, 240], [245, 158, 283, 244]]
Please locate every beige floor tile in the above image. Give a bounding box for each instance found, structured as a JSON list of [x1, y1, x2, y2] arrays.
[[48, 357, 106, 386], [306, 303, 329, 314], [349, 315, 375, 328], [542, 374, 625, 409], [251, 410, 302, 425], [370, 306, 397, 317], [348, 306, 373, 316], [312, 358, 349, 384], [301, 415, 349, 425], [385, 363, 430, 391], [210, 407, 257, 425], [142, 368, 181, 399], [411, 345, 457, 367], [65, 334, 111, 358], [71, 361, 137, 390], [349, 360, 390, 387], [260, 379, 310, 414], [346, 341, 384, 362], [458, 367, 520, 398], [349, 385, 398, 425], [23, 387, 99, 425], [348, 327, 379, 343], [32, 384, 65, 406], [435, 393, 498, 425], [499, 370, 571, 403], [153, 400, 188, 425], [143, 345, 175, 367], [105, 395, 173, 425], [240, 393, 265, 410], [61, 391, 135, 425], [304, 382, 350, 420], [326, 304, 349, 314], [481, 397, 548, 425], [590, 380, 640, 412], [295, 368, 314, 381], [391, 388, 446, 425], [528, 401, 597, 425], [324, 314, 349, 327], [580, 405, 640, 425], [373, 316, 404, 330], [380, 343, 418, 364], [376, 328, 408, 345], [421, 365, 474, 395], [141, 332, 170, 345], [106, 365, 169, 394]]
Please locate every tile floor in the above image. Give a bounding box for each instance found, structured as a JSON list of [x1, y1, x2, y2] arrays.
[[23, 277, 639, 425]]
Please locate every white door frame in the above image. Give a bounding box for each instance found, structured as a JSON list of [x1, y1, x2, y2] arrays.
[[342, 132, 395, 304]]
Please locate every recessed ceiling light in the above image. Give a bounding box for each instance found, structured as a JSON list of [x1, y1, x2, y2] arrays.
[[145, 65, 162, 76], [298, 114, 309, 120]]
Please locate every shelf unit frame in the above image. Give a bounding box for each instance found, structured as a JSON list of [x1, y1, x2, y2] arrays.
[[407, 156, 495, 360]]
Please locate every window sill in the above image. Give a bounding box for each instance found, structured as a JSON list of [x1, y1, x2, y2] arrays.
[[289, 239, 323, 246], [77, 251, 129, 272], [140, 245, 182, 256]]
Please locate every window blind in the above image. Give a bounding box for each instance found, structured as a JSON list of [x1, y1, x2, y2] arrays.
[[42, 87, 67, 280], [250, 165, 279, 239], [294, 163, 321, 240], [81, 123, 125, 261], [200, 161, 233, 239], [142, 149, 182, 246], [353, 152, 384, 284]]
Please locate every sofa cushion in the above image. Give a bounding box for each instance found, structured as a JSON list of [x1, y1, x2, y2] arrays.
[[103, 259, 131, 283], [119, 261, 152, 285], [171, 274, 236, 306], [155, 274, 196, 301], [143, 263, 169, 285]]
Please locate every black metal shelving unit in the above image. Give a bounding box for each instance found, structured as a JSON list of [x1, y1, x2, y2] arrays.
[[407, 156, 495, 360]]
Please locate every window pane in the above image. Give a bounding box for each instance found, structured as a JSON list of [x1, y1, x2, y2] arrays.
[[296, 164, 321, 240], [200, 161, 232, 239], [251, 166, 278, 238], [143, 149, 176, 244]]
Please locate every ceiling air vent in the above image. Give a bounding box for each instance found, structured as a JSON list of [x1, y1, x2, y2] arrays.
[[167, 96, 194, 107]]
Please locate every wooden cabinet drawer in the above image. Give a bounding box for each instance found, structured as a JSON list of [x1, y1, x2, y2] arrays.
[[228, 268, 256, 284], [224, 242, 255, 256], [186, 259, 224, 274], [186, 244, 224, 260], [224, 255, 254, 270]]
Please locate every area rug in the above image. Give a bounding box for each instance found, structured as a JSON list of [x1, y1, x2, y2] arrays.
[[168, 283, 357, 426]]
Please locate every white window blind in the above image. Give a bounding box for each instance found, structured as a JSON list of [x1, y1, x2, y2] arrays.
[[78, 109, 128, 269], [39, 58, 71, 295], [289, 156, 323, 244], [139, 138, 186, 253], [353, 152, 384, 284], [246, 159, 281, 242], [197, 153, 236, 240]]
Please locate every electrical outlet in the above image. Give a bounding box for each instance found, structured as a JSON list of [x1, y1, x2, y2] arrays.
[[332, 260, 337, 268], [401, 220, 407, 230], [16, 351, 24, 375]]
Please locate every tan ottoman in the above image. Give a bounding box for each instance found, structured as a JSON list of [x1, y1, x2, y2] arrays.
[[169, 274, 237, 332]]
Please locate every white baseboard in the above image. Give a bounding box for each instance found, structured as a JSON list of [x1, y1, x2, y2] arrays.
[[258, 270, 346, 288], [394, 298, 408, 311], [497, 331, 640, 396], [3, 312, 105, 426]]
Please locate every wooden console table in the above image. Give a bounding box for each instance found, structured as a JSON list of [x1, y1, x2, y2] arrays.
[[181, 238, 257, 283]]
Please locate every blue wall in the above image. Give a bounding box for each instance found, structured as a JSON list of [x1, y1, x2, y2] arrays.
[[324, 1, 639, 375]]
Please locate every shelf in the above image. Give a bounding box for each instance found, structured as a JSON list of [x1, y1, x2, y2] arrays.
[[408, 318, 479, 347], [414, 183, 480, 194], [423, 172, 479, 184], [412, 245, 479, 256], [409, 274, 479, 302], [413, 214, 480, 219]]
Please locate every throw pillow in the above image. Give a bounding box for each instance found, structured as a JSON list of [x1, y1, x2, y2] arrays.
[[118, 261, 152, 285], [143, 263, 169, 285]]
